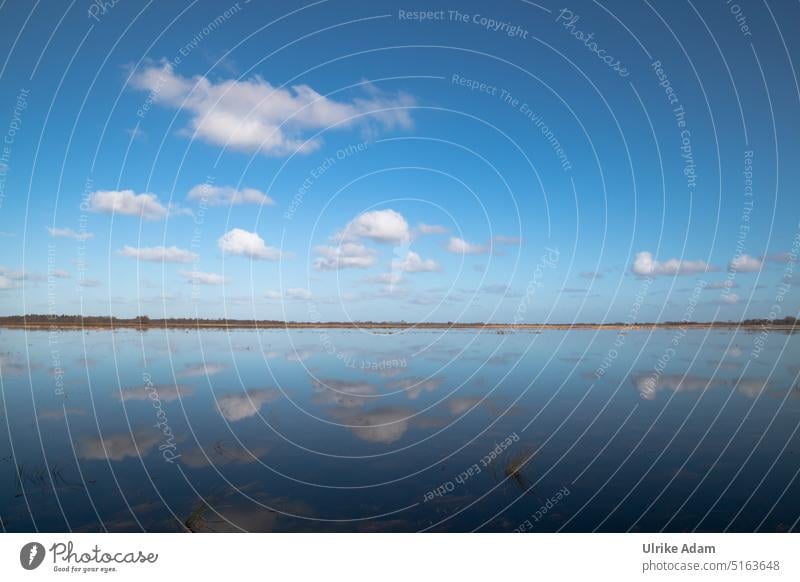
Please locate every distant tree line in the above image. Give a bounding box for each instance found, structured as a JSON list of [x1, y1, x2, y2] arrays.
[[0, 314, 795, 328]]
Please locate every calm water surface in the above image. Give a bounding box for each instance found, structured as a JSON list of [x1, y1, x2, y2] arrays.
[[1, 328, 798, 532]]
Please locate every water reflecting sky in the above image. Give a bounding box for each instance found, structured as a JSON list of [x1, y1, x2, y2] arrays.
[[1, 327, 798, 532]]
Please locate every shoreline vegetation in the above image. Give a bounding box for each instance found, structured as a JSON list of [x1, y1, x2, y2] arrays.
[[0, 315, 797, 332]]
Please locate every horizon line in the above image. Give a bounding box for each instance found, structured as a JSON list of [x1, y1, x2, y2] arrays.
[[1, 314, 797, 330]]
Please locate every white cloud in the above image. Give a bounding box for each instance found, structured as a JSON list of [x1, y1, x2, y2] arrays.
[[349, 408, 411, 444], [130, 62, 414, 156], [632, 374, 722, 400], [216, 389, 280, 422], [0, 267, 40, 280], [720, 292, 740, 304], [387, 377, 443, 399], [88, 190, 169, 220], [285, 349, 314, 362], [0, 266, 43, 289], [50, 269, 70, 279], [285, 287, 312, 300], [446, 237, 490, 255], [312, 379, 376, 408], [631, 251, 713, 276], [119, 384, 193, 402], [314, 243, 377, 270], [76, 277, 102, 288], [729, 254, 763, 273], [371, 272, 404, 285], [179, 270, 227, 285], [77, 430, 161, 461], [47, 226, 94, 241], [727, 346, 744, 358], [417, 223, 448, 235], [119, 245, 197, 263], [737, 379, 770, 398], [391, 251, 440, 273], [179, 363, 226, 377], [218, 228, 282, 260], [337, 209, 411, 245], [125, 127, 146, 140], [187, 184, 275, 206], [0, 353, 29, 374], [38, 407, 86, 421], [447, 396, 483, 415]]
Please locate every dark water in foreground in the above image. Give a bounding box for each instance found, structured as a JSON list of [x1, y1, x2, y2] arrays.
[[1, 328, 798, 532]]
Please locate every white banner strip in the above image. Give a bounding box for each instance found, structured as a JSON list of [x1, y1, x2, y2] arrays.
[[1, 533, 797, 580]]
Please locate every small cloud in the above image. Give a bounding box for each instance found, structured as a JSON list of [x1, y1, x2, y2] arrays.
[[0, 354, 30, 374], [494, 235, 522, 245], [87, 190, 169, 220], [336, 209, 411, 245], [125, 127, 146, 141], [179, 270, 227, 285], [218, 228, 282, 260], [737, 378, 770, 398], [76, 277, 102, 288], [391, 251, 440, 273], [77, 429, 161, 461], [447, 396, 483, 416], [215, 389, 280, 422], [0, 266, 43, 289], [312, 378, 375, 408], [187, 184, 275, 206], [631, 251, 714, 277], [368, 272, 404, 286], [446, 237, 490, 255], [38, 408, 86, 421], [119, 245, 197, 263], [729, 254, 763, 273], [285, 287, 312, 300], [632, 374, 725, 400], [387, 377, 444, 399], [119, 384, 193, 402], [349, 408, 412, 444], [179, 363, 226, 377], [285, 349, 314, 362], [719, 293, 740, 304], [314, 243, 377, 270], [50, 269, 70, 279], [46, 227, 94, 241]]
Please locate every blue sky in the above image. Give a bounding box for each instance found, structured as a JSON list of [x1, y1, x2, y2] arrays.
[[0, 0, 798, 322]]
